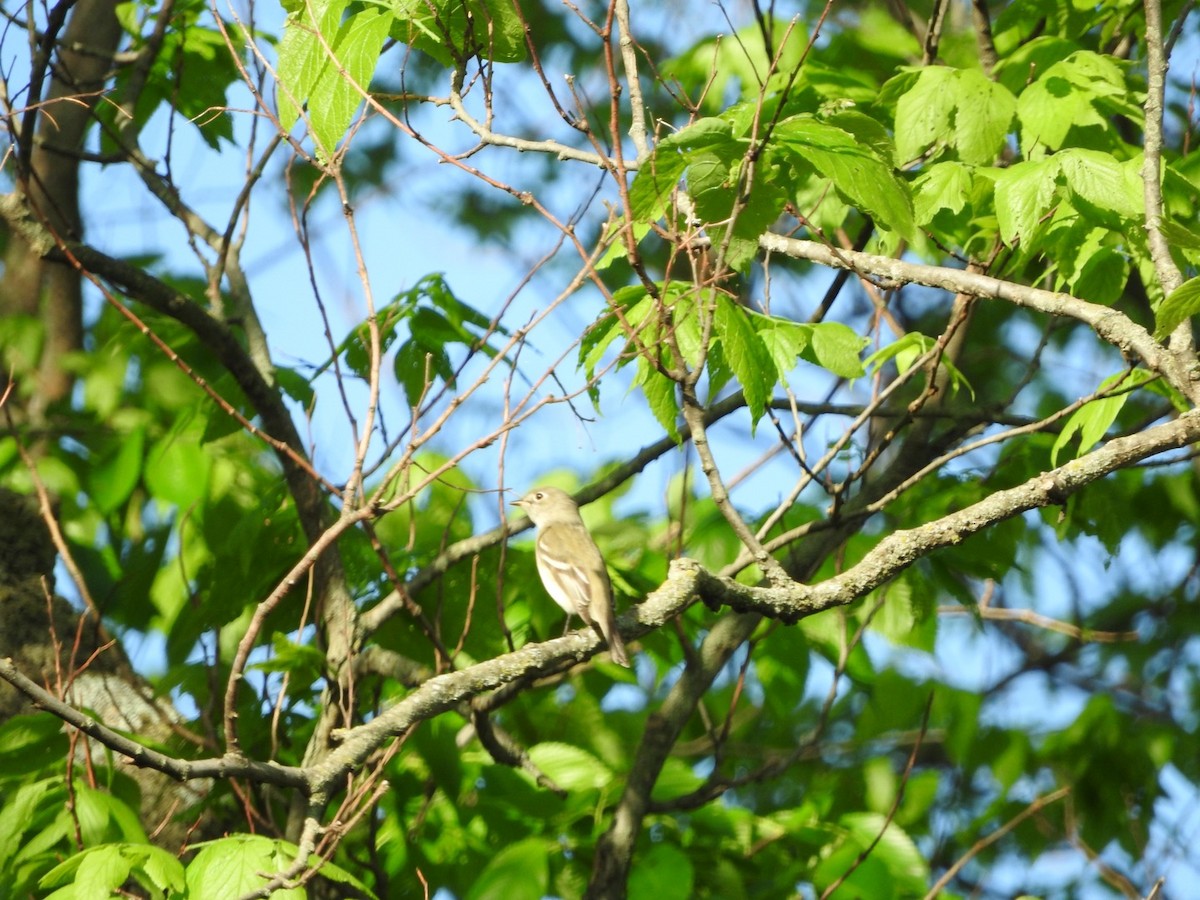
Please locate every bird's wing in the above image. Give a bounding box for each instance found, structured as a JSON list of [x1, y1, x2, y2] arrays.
[[537, 524, 609, 620]]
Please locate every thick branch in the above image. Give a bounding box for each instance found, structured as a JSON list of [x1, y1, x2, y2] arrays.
[[304, 572, 696, 796], [695, 411, 1200, 622], [1140, 0, 1185, 301], [757, 233, 1196, 400], [0, 658, 306, 789]]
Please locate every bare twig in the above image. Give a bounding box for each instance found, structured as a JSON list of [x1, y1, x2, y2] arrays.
[[924, 786, 1072, 899]]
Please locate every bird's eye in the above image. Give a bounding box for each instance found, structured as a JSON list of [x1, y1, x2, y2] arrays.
[[534, 492, 544, 500]]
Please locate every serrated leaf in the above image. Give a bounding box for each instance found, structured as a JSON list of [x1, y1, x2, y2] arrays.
[[628, 843, 695, 900], [580, 287, 651, 378], [276, 366, 316, 410], [713, 296, 774, 425], [1159, 220, 1200, 251], [465, 838, 549, 900], [145, 432, 210, 508], [893, 66, 956, 163], [527, 743, 613, 791], [1058, 149, 1143, 220], [839, 812, 927, 891], [392, 0, 527, 68], [1016, 51, 1135, 152], [774, 115, 914, 238], [253, 634, 326, 680], [687, 146, 788, 271], [1051, 370, 1154, 465], [275, 0, 347, 133], [991, 158, 1058, 246], [864, 332, 972, 396], [1154, 276, 1200, 339], [752, 314, 811, 379], [185, 836, 306, 900], [596, 220, 652, 270], [1073, 246, 1129, 306], [0, 779, 60, 872], [807, 321, 867, 379], [78, 845, 134, 894], [912, 161, 974, 224], [628, 151, 688, 223], [89, 427, 145, 514], [636, 357, 681, 442], [951, 69, 1016, 164], [660, 116, 734, 150], [307, 8, 390, 159]]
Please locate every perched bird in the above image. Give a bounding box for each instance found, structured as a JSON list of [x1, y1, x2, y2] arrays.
[[511, 486, 630, 667]]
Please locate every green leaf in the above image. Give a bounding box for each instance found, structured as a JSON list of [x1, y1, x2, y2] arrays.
[[580, 287, 652, 378], [1051, 370, 1154, 465], [144, 431, 210, 508], [1154, 276, 1200, 339], [628, 842, 695, 900], [185, 836, 306, 900], [839, 812, 927, 892], [0, 314, 45, 379], [752, 314, 811, 379], [276, 2, 388, 159], [465, 838, 549, 900], [628, 151, 688, 223], [774, 115, 914, 238], [276, 366, 316, 410], [75, 845, 133, 894], [88, 427, 145, 514], [1073, 245, 1129, 306], [713, 296, 774, 425], [990, 158, 1058, 246], [865, 332, 972, 396], [391, 0, 527, 67], [1057, 149, 1143, 220], [596, 220, 652, 270], [912, 161, 975, 224], [951, 69, 1017, 164], [1159, 220, 1200, 251], [807, 321, 867, 379], [892, 66, 1015, 165], [276, 0, 348, 133], [40, 845, 129, 894], [0, 715, 69, 778], [635, 357, 681, 443], [1016, 51, 1137, 152], [659, 116, 734, 150], [527, 743, 613, 792], [0, 779, 61, 873], [253, 634, 327, 684], [892, 66, 956, 163], [133, 845, 188, 896], [307, 8, 390, 159]]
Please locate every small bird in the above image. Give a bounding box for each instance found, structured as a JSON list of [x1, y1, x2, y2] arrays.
[[510, 486, 630, 667]]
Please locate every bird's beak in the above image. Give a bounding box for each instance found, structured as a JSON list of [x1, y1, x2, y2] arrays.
[[509, 498, 524, 508]]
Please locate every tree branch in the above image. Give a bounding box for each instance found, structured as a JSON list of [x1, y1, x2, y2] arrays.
[[696, 410, 1200, 622], [756, 232, 1195, 401], [0, 658, 307, 789]]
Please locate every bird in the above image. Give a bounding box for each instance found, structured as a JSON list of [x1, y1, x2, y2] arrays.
[[510, 486, 630, 667]]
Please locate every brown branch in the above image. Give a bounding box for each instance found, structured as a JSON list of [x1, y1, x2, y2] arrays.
[[0, 657, 307, 789], [938, 604, 1140, 643], [1141, 0, 1185, 302], [971, 0, 999, 74], [693, 410, 1200, 622], [680, 382, 790, 584], [820, 694, 934, 900], [924, 786, 1072, 899], [756, 232, 1193, 402]]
